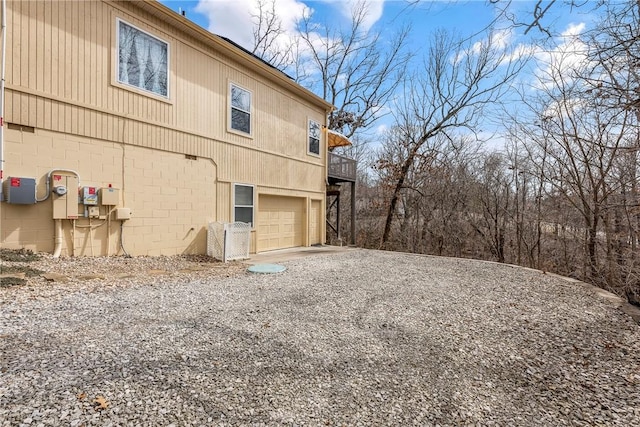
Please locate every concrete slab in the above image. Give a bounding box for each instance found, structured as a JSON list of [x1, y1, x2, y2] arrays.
[[244, 245, 357, 265]]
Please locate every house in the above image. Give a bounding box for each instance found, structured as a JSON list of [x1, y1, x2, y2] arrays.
[[0, 0, 344, 257]]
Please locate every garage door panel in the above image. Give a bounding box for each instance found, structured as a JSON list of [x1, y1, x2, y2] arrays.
[[257, 195, 304, 252]]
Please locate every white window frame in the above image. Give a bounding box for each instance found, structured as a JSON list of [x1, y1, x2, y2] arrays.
[[116, 18, 170, 98], [308, 119, 321, 157], [229, 83, 252, 136], [233, 183, 255, 227]]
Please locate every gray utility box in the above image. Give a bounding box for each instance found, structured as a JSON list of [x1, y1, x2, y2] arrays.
[[3, 177, 37, 204]]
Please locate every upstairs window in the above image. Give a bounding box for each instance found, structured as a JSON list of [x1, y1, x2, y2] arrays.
[[231, 84, 251, 134], [230, 84, 252, 134], [308, 119, 321, 156], [117, 19, 168, 97], [234, 184, 254, 226]]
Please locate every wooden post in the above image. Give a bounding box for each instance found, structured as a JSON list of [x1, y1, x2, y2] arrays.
[[336, 190, 341, 241], [351, 181, 356, 245]]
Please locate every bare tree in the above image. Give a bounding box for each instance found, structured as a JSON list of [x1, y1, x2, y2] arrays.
[[249, 0, 297, 70], [583, 0, 640, 121], [379, 28, 528, 247], [526, 40, 636, 283], [417, 139, 479, 256], [487, 0, 597, 37], [501, 124, 551, 270], [295, 1, 412, 138], [466, 153, 512, 262], [579, 0, 640, 300]]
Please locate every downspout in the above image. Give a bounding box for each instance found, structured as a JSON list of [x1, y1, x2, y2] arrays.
[[0, 0, 7, 198], [52, 219, 63, 258]]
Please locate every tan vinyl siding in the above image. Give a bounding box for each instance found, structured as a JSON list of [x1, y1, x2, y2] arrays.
[[6, 1, 327, 181]]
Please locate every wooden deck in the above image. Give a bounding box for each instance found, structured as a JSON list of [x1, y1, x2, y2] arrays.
[[328, 152, 356, 182]]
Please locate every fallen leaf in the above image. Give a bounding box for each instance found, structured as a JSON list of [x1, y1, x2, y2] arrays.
[[76, 392, 86, 400], [93, 395, 109, 411]]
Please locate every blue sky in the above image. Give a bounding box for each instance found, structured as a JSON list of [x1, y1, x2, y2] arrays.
[[158, 1, 591, 53], [158, 0, 596, 148]]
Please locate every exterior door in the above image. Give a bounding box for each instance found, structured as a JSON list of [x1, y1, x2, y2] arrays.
[[310, 199, 321, 245]]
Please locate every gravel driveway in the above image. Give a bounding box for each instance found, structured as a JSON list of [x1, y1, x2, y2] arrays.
[[1, 249, 639, 426]]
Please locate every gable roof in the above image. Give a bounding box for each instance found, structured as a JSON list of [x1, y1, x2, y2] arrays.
[[135, 0, 334, 113]]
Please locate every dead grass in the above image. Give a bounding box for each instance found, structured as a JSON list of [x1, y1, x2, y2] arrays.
[[0, 265, 45, 277], [0, 277, 28, 288], [0, 248, 42, 263]]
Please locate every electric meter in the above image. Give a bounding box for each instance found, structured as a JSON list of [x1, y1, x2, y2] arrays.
[[53, 186, 68, 196]]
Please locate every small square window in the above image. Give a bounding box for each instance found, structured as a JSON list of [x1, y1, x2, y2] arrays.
[[230, 84, 251, 134], [117, 19, 169, 97], [234, 184, 254, 226], [308, 120, 321, 156]]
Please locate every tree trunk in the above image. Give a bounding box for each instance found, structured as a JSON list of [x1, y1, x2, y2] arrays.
[[587, 222, 598, 281], [381, 151, 416, 248]]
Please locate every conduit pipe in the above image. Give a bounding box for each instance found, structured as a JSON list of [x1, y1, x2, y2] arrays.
[[37, 168, 80, 202]]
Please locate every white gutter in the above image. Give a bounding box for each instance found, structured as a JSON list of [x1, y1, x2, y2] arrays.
[[0, 0, 6, 199]]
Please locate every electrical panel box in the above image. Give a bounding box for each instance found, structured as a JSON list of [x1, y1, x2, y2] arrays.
[[88, 206, 100, 218], [52, 174, 79, 219], [115, 208, 131, 220], [81, 186, 98, 205], [100, 187, 119, 206], [3, 177, 37, 204]]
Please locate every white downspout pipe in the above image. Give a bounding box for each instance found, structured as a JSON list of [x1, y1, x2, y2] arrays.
[[0, 0, 7, 198], [52, 219, 63, 258]]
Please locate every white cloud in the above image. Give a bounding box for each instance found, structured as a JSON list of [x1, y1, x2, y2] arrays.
[[533, 22, 589, 90], [452, 27, 518, 68], [320, 0, 386, 32], [195, 0, 309, 49], [194, 0, 387, 50], [561, 22, 586, 38], [541, 95, 588, 124], [492, 28, 514, 51], [374, 123, 389, 135], [470, 28, 513, 56]]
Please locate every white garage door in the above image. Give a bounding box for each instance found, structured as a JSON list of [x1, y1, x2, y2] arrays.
[[257, 195, 304, 252]]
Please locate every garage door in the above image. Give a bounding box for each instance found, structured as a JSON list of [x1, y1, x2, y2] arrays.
[[257, 195, 304, 252]]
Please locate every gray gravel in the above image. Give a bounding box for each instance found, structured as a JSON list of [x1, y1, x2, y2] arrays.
[[1, 249, 639, 426]]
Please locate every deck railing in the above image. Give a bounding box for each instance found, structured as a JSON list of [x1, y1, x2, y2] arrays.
[[328, 152, 356, 182]]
